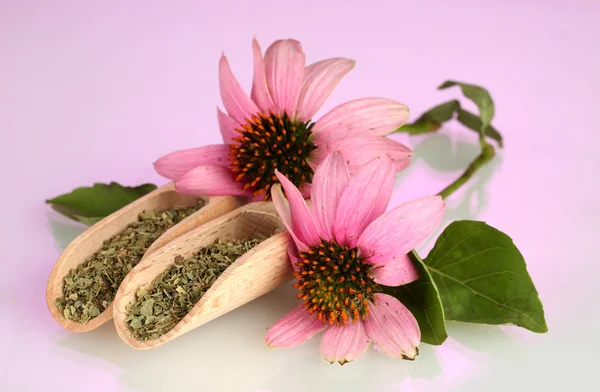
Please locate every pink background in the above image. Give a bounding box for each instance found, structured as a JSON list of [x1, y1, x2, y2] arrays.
[[1, 1, 599, 391]]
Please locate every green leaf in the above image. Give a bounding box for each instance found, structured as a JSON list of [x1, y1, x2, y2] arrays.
[[424, 221, 548, 333], [46, 182, 158, 225], [395, 121, 438, 135], [381, 251, 448, 345], [72, 215, 104, 226], [456, 108, 503, 147], [416, 100, 460, 124], [395, 100, 460, 135], [438, 80, 495, 133]]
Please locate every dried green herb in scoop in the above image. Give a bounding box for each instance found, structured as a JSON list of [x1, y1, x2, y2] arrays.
[[125, 237, 263, 341], [55, 202, 205, 325]]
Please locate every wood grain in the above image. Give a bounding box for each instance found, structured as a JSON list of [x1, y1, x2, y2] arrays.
[[112, 201, 294, 349], [46, 182, 241, 333]]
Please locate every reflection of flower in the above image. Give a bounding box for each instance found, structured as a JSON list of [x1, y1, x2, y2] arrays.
[[154, 38, 412, 200], [266, 152, 445, 364]]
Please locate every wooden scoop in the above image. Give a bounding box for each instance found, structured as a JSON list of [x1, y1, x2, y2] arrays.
[[112, 201, 294, 350], [46, 182, 241, 333]]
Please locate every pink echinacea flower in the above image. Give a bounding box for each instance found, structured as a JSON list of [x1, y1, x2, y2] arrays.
[[154, 38, 413, 200], [265, 152, 445, 363]]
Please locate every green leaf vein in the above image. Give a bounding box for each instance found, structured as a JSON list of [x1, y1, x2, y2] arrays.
[[426, 265, 546, 331]]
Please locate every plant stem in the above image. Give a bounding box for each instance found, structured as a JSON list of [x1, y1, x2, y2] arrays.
[[437, 141, 495, 200], [412, 136, 496, 262]]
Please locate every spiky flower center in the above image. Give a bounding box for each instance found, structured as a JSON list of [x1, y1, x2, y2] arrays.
[[229, 111, 316, 200], [293, 240, 378, 325]]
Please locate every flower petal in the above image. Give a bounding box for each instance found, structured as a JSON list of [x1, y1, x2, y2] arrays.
[[295, 58, 355, 122], [250, 38, 276, 113], [217, 107, 240, 143], [333, 156, 395, 248], [266, 305, 326, 348], [264, 39, 306, 116], [312, 98, 409, 138], [271, 184, 308, 252], [370, 253, 419, 286], [364, 294, 420, 360], [314, 135, 412, 174], [154, 145, 231, 181], [299, 182, 312, 199], [287, 246, 301, 273], [320, 321, 371, 364], [219, 54, 259, 124], [311, 152, 350, 240], [358, 196, 445, 263], [175, 164, 249, 196], [275, 171, 322, 246]]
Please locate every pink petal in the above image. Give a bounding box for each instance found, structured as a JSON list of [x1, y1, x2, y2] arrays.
[[358, 196, 445, 264], [306, 157, 319, 172], [314, 136, 412, 174], [311, 152, 350, 241], [250, 38, 276, 113], [299, 182, 312, 199], [320, 320, 371, 364], [295, 58, 355, 122], [264, 39, 306, 116], [287, 245, 301, 273], [271, 184, 308, 252], [333, 156, 395, 248], [364, 294, 420, 360], [266, 305, 326, 348], [370, 253, 419, 287], [217, 107, 240, 143], [275, 171, 322, 247], [154, 144, 231, 181], [219, 54, 259, 124], [312, 98, 410, 139], [175, 164, 249, 196]]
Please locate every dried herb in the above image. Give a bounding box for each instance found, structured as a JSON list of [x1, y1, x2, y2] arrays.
[[125, 237, 263, 341], [55, 202, 205, 324]]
